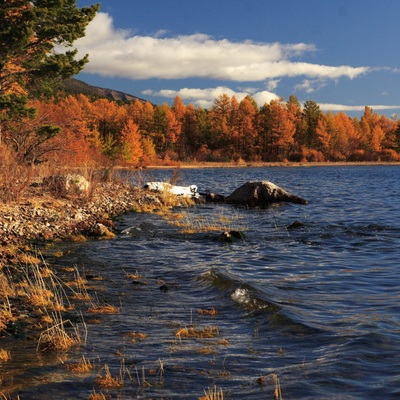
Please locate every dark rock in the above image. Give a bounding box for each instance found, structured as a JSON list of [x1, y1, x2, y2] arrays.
[[287, 221, 305, 230], [159, 284, 169, 292], [132, 280, 147, 286], [226, 181, 307, 207], [84, 223, 115, 239], [217, 230, 246, 243], [202, 192, 227, 203]]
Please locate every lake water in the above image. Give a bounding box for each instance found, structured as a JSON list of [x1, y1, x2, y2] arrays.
[[3, 165, 400, 399]]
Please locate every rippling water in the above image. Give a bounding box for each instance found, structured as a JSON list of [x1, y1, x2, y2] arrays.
[[3, 165, 400, 399]]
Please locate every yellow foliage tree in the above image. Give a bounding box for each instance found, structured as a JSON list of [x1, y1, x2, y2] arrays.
[[120, 119, 143, 165]]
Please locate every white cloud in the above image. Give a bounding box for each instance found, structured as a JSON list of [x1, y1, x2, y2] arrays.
[[74, 12, 369, 82], [144, 87, 400, 113], [144, 86, 279, 108], [294, 79, 328, 93], [318, 103, 400, 112], [265, 79, 280, 91]]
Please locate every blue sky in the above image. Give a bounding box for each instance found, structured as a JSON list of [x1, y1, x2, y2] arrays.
[[74, 0, 400, 117]]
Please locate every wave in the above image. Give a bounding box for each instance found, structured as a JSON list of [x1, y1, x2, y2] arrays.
[[199, 268, 322, 335]]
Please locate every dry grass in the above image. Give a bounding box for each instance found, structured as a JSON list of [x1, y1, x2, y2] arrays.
[[88, 304, 119, 314], [0, 271, 14, 332], [175, 325, 220, 339], [60, 266, 76, 272], [15, 252, 41, 265], [198, 307, 218, 316], [16, 262, 68, 312], [95, 364, 124, 388], [0, 349, 11, 362], [159, 188, 196, 209], [88, 390, 109, 400], [0, 260, 73, 334], [37, 312, 84, 352], [196, 347, 219, 355], [0, 270, 14, 297], [124, 270, 142, 280], [67, 355, 93, 374], [72, 292, 92, 301], [272, 373, 283, 400], [39, 314, 54, 324], [125, 331, 149, 342], [63, 234, 88, 242], [62, 266, 102, 306], [163, 207, 247, 235], [151, 358, 165, 385], [65, 276, 88, 289], [0, 149, 33, 202], [257, 374, 283, 399], [0, 391, 18, 400], [199, 385, 224, 400]]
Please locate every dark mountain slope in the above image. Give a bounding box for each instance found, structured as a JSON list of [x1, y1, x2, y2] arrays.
[[60, 78, 147, 103]]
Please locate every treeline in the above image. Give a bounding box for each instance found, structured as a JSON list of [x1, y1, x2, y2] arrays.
[[3, 93, 400, 167]]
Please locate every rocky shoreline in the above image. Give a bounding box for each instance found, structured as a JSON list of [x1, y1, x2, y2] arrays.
[[0, 181, 166, 263]]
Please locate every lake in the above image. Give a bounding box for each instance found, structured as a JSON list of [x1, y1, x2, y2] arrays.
[[3, 165, 400, 399]]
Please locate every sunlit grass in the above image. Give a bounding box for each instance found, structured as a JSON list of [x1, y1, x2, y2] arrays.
[[16, 262, 68, 312], [198, 307, 218, 316], [199, 385, 225, 400], [95, 364, 124, 388], [88, 389, 109, 400], [88, 304, 119, 314], [67, 355, 93, 374], [37, 312, 83, 352], [162, 206, 248, 235], [175, 325, 220, 339], [0, 348, 11, 362], [125, 331, 149, 342]]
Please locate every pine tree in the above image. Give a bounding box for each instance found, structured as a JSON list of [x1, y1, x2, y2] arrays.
[[0, 0, 99, 161]]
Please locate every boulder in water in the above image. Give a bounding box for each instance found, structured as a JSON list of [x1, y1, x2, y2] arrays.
[[226, 181, 307, 206]]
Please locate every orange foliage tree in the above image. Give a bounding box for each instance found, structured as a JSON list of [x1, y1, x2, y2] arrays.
[[119, 119, 143, 165], [18, 91, 400, 167]]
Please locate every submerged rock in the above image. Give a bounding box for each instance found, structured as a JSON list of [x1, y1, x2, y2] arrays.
[[217, 230, 246, 243], [226, 181, 307, 207], [287, 221, 305, 230], [202, 192, 227, 203]]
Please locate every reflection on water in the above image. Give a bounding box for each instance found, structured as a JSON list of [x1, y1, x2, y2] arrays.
[[1, 166, 400, 399]]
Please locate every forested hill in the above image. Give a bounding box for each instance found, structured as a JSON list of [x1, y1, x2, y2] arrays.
[[60, 78, 147, 103]]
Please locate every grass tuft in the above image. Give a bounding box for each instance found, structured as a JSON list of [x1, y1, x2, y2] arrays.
[[95, 364, 124, 388], [164, 207, 247, 234], [198, 307, 218, 316], [88, 389, 109, 400], [88, 304, 119, 314], [175, 326, 219, 339], [199, 385, 224, 400], [67, 355, 93, 374], [37, 312, 83, 352], [125, 331, 149, 342], [0, 349, 11, 362]]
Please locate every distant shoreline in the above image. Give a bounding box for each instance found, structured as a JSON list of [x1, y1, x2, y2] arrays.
[[145, 161, 400, 169]]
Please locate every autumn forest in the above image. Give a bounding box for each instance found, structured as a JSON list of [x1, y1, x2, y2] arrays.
[[4, 93, 400, 168]]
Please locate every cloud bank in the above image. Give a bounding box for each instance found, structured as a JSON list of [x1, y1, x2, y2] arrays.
[[71, 12, 400, 113], [318, 103, 400, 112], [75, 12, 369, 82], [143, 87, 279, 108]]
